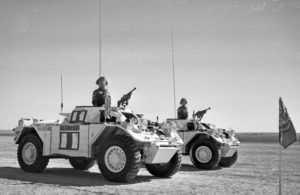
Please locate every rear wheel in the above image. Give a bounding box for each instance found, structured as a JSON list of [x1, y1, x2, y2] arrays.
[[145, 150, 181, 177], [189, 140, 220, 170], [98, 134, 141, 182], [17, 134, 49, 173], [69, 158, 94, 170], [219, 151, 238, 167]]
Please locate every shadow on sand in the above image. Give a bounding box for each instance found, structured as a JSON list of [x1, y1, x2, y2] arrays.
[[180, 164, 222, 172], [0, 167, 154, 186]]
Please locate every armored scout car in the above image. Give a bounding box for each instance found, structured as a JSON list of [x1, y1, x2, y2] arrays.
[[161, 107, 240, 170], [13, 89, 183, 182]]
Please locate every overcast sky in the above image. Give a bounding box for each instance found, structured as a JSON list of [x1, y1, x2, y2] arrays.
[[1, 0, 300, 132]]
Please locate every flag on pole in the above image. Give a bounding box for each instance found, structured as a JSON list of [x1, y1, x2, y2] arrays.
[[279, 97, 297, 149]]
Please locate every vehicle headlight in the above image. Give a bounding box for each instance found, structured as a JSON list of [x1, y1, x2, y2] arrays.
[[138, 119, 148, 130], [171, 134, 183, 144], [123, 121, 141, 133], [209, 129, 224, 140], [227, 129, 235, 137], [169, 122, 178, 132], [160, 121, 178, 137], [167, 122, 183, 144]]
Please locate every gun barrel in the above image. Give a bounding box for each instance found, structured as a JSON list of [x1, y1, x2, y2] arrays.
[[123, 87, 136, 95], [130, 87, 136, 93]]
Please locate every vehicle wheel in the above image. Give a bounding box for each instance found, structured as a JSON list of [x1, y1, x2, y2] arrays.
[[69, 158, 94, 170], [189, 140, 221, 170], [98, 134, 141, 182], [219, 151, 238, 167], [145, 150, 181, 177], [17, 134, 49, 173]]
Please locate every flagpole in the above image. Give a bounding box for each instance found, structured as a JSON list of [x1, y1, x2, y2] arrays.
[[278, 97, 282, 195], [279, 129, 282, 195], [279, 138, 282, 195]]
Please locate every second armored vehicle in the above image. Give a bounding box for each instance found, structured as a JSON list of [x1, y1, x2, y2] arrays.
[[166, 107, 240, 170]]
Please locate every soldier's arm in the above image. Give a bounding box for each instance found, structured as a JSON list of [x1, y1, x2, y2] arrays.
[[92, 90, 98, 106], [177, 107, 182, 113]]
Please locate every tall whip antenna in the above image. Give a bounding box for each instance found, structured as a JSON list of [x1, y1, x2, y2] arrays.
[[99, 0, 102, 76], [60, 74, 63, 112], [166, 0, 177, 118]]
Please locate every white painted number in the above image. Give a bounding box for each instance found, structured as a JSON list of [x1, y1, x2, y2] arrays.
[[60, 133, 67, 148], [72, 133, 79, 149]]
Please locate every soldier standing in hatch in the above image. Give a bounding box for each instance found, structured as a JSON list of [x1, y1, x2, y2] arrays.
[[177, 98, 188, 119], [92, 76, 111, 107]]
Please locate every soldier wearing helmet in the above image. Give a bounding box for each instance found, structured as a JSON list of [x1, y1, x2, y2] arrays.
[[92, 76, 111, 107], [177, 98, 188, 119]]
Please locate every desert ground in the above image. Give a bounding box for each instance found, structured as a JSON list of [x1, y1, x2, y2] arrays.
[[0, 135, 299, 195]]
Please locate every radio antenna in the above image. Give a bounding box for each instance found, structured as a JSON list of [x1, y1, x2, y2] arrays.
[[99, 0, 102, 76], [60, 74, 63, 112], [166, 0, 177, 118]]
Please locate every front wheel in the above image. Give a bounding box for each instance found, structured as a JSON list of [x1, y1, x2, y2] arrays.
[[145, 150, 182, 177], [189, 140, 221, 170], [98, 135, 141, 182], [69, 158, 94, 170], [219, 151, 238, 167], [17, 134, 49, 173]]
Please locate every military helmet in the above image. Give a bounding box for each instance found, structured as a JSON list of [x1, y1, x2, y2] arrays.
[[96, 76, 108, 86], [180, 98, 187, 104]]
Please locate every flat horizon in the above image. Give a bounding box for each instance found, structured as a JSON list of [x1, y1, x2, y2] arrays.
[[1, 0, 300, 132]]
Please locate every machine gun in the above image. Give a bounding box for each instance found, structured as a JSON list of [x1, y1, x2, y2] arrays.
[[117, 87, 136, 107], [194, 107, 211, 121]]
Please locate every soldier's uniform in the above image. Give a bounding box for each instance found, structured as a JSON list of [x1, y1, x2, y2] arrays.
[[92, 89, 111, 107], [177, 106, 188, 119], [92, 77, 112, 122], [177, 98, 188, 119], [92, 77, 111, 107]]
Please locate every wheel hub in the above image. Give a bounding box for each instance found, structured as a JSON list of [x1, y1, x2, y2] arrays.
[[22, 142, 37, 165], [195, 146, 212, 163], [104, 146, 126, 173]]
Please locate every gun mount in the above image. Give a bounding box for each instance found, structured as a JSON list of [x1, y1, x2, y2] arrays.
[[194, 107, 211, 121], [117, 87, 136, 107]]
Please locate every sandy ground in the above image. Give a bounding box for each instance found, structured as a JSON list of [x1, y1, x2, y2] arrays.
[[0, 136, 299, 195]]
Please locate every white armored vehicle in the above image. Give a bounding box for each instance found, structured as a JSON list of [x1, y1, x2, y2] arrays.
[[13, 89, 183, 182], [165, 107, 240, 170]]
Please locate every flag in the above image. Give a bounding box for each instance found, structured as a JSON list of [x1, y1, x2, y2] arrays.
[[279, 98, 297, 149]]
